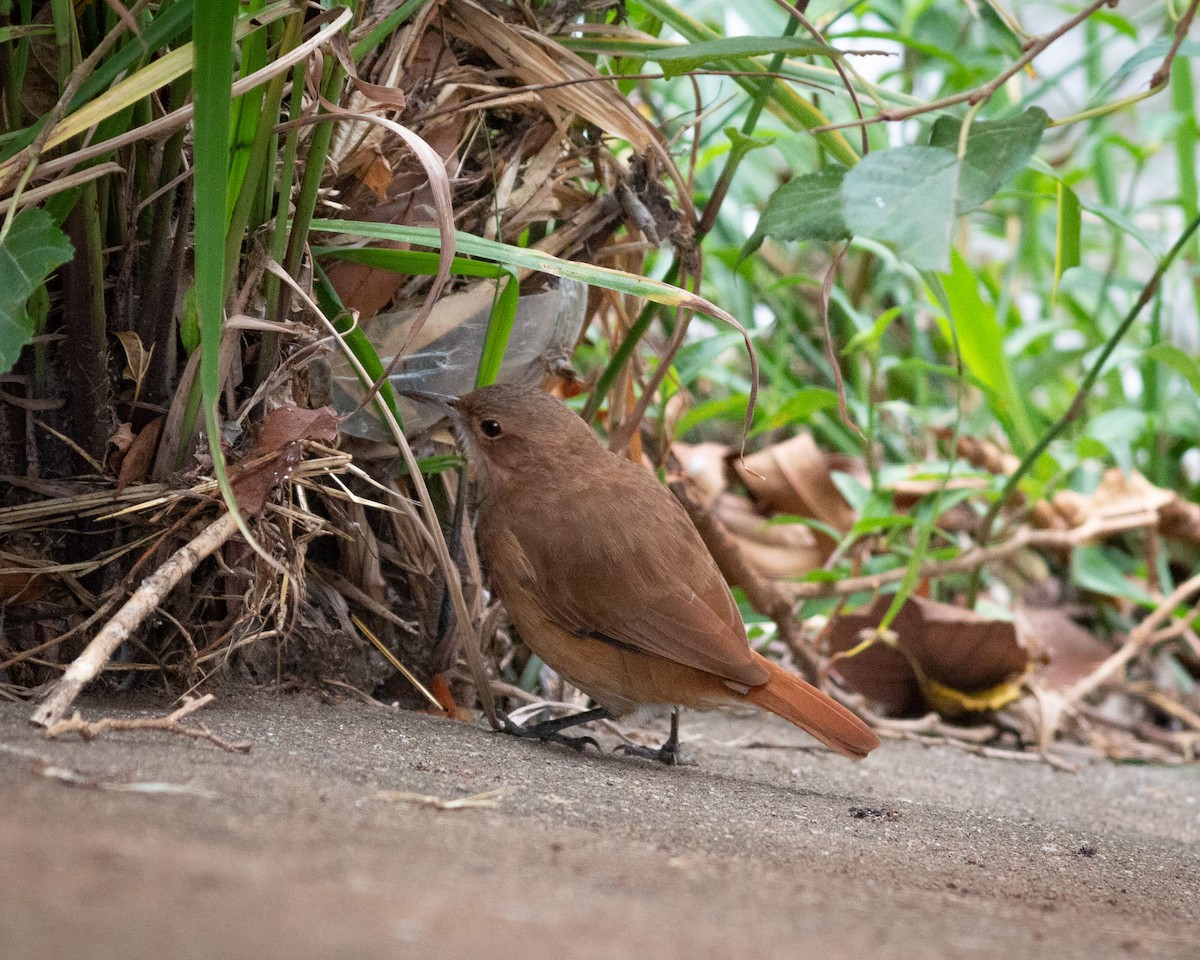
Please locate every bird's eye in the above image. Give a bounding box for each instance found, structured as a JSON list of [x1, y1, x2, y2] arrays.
[[479, 418, 503, 438]]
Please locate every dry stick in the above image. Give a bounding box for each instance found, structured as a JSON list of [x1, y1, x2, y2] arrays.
[[1064, 571, 1200, 706], [811, 0, 1114, 133], [789, 509, 1159, 601], [668, 476, 820, 681], [43, 693, 252, 752], [30, 512, 240, 728], [1150, 0, 1200, 90]]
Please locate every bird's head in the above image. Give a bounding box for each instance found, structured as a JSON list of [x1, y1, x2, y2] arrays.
[[407, 384, 602, 496]]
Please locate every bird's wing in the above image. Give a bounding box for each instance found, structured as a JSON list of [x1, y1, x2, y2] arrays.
[[488, 458, 768, 688]]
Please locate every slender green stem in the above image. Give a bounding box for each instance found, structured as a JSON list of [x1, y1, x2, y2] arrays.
[[581, 282, 668, 424], [261, 58, 345, 378], [697, 15, 802, 241], [587, 10, 810, 425], [967, 212, 1200, 600]]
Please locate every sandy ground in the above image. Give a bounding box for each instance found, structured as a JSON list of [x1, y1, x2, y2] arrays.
[[1, 692, 1197, 960]]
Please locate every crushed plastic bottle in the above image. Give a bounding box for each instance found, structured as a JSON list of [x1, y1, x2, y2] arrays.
[[332, 277, 587, 438]]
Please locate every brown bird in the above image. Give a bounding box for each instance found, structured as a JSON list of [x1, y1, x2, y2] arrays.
[[412, 384, 879, 764]]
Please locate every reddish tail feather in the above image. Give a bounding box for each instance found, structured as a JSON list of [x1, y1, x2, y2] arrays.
[[742, 654, 880, 760]]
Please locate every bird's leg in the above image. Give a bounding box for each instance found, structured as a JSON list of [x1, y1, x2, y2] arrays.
[[614, 708, 692, 766], [497, 706, 609, 753]]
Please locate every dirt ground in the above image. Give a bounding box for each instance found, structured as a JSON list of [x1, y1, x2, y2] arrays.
[[1, 692, 1196, 960]]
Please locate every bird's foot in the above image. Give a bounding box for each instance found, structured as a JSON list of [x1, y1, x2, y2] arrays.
[[614, 740, 694, 766], [613, 709, 693, 765], [496, 708, 607, 754]]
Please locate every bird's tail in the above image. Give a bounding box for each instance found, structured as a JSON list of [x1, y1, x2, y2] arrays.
[[741, 653, 880, 760]]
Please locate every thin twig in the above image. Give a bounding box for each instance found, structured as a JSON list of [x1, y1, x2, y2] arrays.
[[790, 509, 1159, 600], [811, 0, 1114, 133], [1064, 572, 1200, 705], [43, 694, 252, 752], [1150, 0, 1200, 89]]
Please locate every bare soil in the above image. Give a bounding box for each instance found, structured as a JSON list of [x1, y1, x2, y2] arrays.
[[2, 692, 1197, 960]]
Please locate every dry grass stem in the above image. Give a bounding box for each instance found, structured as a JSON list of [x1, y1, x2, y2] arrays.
[[372, 788, 503, 809]]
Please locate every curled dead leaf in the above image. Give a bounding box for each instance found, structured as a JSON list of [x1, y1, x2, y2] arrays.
[[116, 417, 163, 493], [1019, 607, 1111, 691], [345, 144, 394, 202], [827, 595, 1029, 717], [734, 433, 861, 535], [714, 493, 824, 580], [106, 422, 135, 473]]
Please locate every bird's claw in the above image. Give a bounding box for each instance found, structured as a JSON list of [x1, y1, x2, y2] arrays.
[[614, 741, 694, 766], [496, 711, 603, 754]]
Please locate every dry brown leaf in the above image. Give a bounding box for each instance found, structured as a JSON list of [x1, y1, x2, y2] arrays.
[[106, 422, 135, 473], [448, 0, 663, 158], [1052, 468, 1173, 528], [734, 433, 861, 534], [1020, 607, 1113, 691], [116, 417, 163, 493], [114, 330, 152, 388], [714, 493, 824, 580], [1159, 495, 1200, 544], [889, 475, 989, 508], [232, 405, 340, 516], [827, 595, 1029, 717], [0, 568, 47, 604], [673, 441, 733, 504], [345, 144, 394, 202]]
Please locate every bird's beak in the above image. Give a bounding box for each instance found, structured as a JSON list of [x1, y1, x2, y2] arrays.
[[398, 389, 460, 421]]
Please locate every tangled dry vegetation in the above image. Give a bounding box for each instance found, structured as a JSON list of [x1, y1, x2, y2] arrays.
[[2, 0, 1199, 767]]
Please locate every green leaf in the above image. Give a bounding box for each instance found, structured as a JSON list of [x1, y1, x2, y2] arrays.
[[746, 168, 849, 255], [936, 252, 1036, 452], [676, 394, 750, 435], [180, 285, 200, 354], [928, 107, 1047, 213], [1071, 545, 1153, 605], [673, 331, 744, 385], [0, 207, 74, 374], [313, 266, 401, 427], [1085, 408, 1147, 477], [475, 275, 519, 389], [644, 37, 831, 78], [725, 127, 775, 153], [844, 305, 908, 354], [759, 387, 839, 430], [1092, 40, 1200, 104], [841, 146, 958, 271], [1052, 181, 1081, 299], [1144, 343, 1200, 395], [830, 470, 869, 512]]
